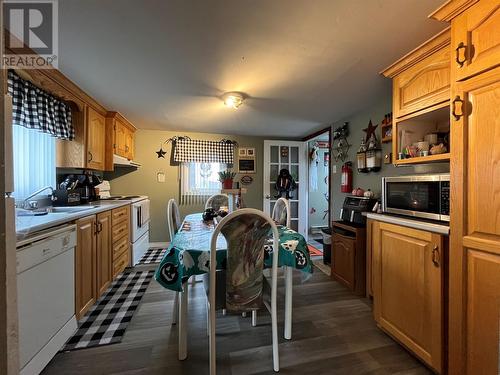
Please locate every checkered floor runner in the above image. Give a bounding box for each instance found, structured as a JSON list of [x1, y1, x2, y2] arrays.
[[62, 270, 154, 351], [138, 247, 167, 264]]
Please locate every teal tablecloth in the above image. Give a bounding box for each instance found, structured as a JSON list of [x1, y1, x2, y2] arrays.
[[155, 213, 313, 292]]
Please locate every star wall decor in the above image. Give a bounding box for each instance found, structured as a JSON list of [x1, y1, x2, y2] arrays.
[[156, 148, 166, 158], [363, 120, 378, 143]]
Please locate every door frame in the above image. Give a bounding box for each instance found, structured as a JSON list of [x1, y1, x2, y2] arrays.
[[263, 140, 308, 239], [302, 126, 333, 236]]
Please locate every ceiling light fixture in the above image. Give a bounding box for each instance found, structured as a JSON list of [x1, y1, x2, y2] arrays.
[[222, 92, 245, 109]]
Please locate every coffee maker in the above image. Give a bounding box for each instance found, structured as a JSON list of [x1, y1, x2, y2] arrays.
[[55, 173, 102, 205]]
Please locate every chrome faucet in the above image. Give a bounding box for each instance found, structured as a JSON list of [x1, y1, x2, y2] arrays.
[[22, 186, 56, 210]]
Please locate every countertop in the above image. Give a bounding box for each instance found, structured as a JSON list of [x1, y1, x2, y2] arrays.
[[365, 212, 450, 235], [16, 200, 131, 240]]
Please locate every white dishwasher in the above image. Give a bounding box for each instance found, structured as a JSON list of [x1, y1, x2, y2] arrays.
[[16, 224, 78, 375]]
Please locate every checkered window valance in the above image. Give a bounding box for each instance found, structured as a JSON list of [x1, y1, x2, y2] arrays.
[[174, 139, 234, 164], [7, 70, 74, 140]]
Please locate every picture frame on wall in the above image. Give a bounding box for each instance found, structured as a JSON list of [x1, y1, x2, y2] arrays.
[[238, 148, 247, 156], [246, 148, 255, 157]]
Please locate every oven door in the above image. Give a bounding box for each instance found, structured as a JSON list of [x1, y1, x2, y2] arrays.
[[382, 175, 448, 221], [131, 199, 150, 242]]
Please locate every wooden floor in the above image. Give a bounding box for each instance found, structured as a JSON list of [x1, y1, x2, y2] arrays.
[[43, 265, 432, 375]]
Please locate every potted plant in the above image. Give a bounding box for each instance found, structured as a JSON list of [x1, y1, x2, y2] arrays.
[[218, 170, 236, 189]]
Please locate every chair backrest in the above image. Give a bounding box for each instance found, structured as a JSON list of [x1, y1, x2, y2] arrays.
[[167, 198, 181, 241], [271, 197, 291, 227], [205, 193, 230, 211], [209, 208, 279, 312]]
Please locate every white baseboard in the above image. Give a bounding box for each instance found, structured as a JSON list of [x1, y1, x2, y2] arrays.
[[149, 241, 169, 248]]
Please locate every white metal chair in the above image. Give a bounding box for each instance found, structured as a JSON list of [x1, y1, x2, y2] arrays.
[[207, 208, 280, 374], [204, 193, 230, 211], [272, 197, 291, 227], [167, 199, 182, 325]]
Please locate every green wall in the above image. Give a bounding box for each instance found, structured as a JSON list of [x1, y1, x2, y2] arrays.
[[107, 129, 264, 242], [330, 85, 449, 220]]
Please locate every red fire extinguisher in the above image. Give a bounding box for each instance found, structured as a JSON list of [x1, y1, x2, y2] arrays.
[[341, 161, 353, 193]]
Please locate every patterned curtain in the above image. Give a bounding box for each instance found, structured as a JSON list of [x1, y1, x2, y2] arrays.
[[7, 70, 74, 140], [174, 138, 234, 164]]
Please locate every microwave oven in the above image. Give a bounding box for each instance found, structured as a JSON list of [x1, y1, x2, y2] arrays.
[[382, 174, 450, 222]]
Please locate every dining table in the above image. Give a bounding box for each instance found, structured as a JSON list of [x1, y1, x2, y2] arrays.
[[155, 213, 313, 360]]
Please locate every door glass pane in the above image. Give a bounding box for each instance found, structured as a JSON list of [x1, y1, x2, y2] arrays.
[[270, 164, 279, 182], [270, 201, 275, 215], [281, 164, 290, 175], [270, 146, 279, 163], [290, 201, 298, 218], [270, 183, 277, 198], [291, 182, 299, 200], [290, 147, 299, 163], [290, 165, 298, 182], [280, 146, 289, 163], [290, 219, 298, 232]]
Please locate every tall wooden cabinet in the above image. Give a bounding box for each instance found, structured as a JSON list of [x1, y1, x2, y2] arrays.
[[430, 0, 500, 374], [105, 112, 136, 170], [372, 222, 444, 373], [96, 211, 113, 297]]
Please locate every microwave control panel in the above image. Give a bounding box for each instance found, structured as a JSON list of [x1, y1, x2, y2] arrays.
[[441, 181, 450, 216]]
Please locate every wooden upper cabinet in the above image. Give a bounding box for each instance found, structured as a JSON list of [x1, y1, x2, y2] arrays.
[[373, 222, 443, 373], [105, 111, 136, 169], [382, 28, 451, 119], [450, 0, 500, 81], [86, 106, 106, 170]]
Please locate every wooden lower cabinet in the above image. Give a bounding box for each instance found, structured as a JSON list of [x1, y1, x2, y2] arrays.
[[112, 205, 131, 277], [75, 208, 126, 319], [372, 222, 444, 373], [96, 211, 113, 297], [75, 216, 97, 320]]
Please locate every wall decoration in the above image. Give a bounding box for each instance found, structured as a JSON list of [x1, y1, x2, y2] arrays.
[[240, 175, 253, 185], [238, 158, 255, 173], [280, 146, 289, 158], [332, 122, 351, 162], [238, 148, 247, 156], [363, 119, 378, 143], [246, 148, 255, 157]]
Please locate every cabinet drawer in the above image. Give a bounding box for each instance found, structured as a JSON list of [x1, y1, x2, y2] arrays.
[[113, 250, 129, 278], [112, 206, 129, 225], [113, 235, 129, 260], [393, 44, 450, 118], [112, 219, 129, 243]]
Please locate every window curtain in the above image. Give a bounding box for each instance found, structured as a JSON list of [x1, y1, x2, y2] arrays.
[[13, 125, 56, 199], [174, 138, 234, 164], [7, 70, 74, 140]]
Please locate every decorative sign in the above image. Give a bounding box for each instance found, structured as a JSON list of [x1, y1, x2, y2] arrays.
[[240, 175, 254, 185], [238, 158, 255, 173]]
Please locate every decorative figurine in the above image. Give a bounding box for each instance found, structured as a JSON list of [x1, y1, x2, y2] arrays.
[[274, 168, 297, 199]]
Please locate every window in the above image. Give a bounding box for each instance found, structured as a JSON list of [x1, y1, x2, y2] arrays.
[[12, 125, 56, 199], [180, 162, 225, 197]]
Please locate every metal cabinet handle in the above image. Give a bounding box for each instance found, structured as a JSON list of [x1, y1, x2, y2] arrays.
[[455, 42, 467, 67], [88, 151, 93, 163], [452, 96, 464, 121], [432, 245, 440, 267]]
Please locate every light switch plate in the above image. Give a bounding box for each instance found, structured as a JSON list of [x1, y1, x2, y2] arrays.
[[332, 165, 337, 173], [157, 171, 165, 183]]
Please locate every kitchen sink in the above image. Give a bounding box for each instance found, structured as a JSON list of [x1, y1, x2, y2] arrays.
[[47, 206, 98, 213]]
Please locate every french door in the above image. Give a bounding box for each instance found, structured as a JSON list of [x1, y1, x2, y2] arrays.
[[263, 141, 307, 238]]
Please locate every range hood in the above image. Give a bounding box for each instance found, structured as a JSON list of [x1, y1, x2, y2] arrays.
[[113, 154, 141, 168]]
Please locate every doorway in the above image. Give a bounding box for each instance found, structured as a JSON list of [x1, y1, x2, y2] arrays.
[[303, 128, 331, 259]]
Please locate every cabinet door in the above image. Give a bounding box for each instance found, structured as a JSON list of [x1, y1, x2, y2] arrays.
[[451, 0, 500, 82], [332, 233, 355, 290], [393, 44, 450, 118], [125, 128, 134, 160], [96, 211, 112, 298], [466, 251, 500, 375], [87, 107, 106, 170], [373, 222, 443, 373], [366, 219, 380, 298], [114, 120, 127, 158], [450, 67, 500, 374], [75, 216, 96, 319]]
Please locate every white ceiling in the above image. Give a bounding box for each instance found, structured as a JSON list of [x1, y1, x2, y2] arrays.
[[58, 0, 446, 138]]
